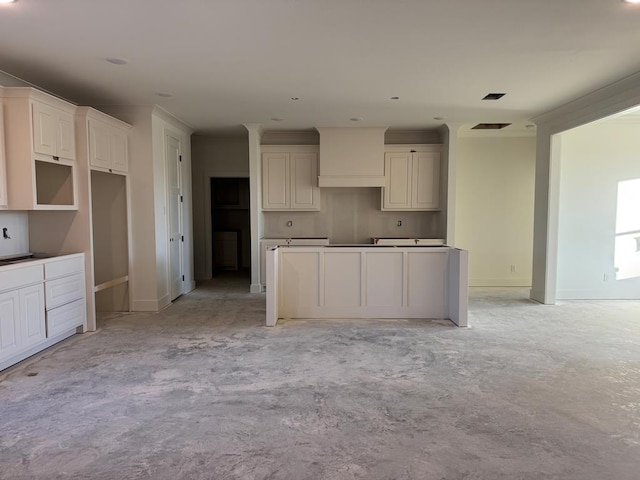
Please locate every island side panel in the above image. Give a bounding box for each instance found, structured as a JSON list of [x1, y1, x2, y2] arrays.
[[447, 249, 469, 327], [266, 247, 279, 326]]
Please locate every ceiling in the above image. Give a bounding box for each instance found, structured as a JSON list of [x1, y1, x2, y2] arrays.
[[1, 0, 640, 135]]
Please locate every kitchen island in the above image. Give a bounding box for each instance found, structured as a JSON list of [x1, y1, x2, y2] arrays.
[[266, 245, 468, 327]]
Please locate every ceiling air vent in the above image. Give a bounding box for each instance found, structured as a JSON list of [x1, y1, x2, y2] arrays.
[[482, 93, 506, 100], [471, 123, 512, 130]]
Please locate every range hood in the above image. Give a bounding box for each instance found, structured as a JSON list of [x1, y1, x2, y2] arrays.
[[317, 127, 388, 187]]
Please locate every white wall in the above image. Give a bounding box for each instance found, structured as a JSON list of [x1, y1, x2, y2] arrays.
[[103, 106, 194, 310], [455, 135, 536, 286], [0, 212, 29, 256], [263, 188, 440, 243], [191, 135, 249, 280], [556, 120, 640, 299]]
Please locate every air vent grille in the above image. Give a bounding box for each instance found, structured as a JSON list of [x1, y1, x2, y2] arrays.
[[482, 93, 506, 100]]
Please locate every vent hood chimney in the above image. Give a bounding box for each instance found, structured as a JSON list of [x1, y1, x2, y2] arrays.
[[317, 127, 388, 187]]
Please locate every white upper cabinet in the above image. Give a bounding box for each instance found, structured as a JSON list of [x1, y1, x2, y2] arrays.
[[382, 145, 441, 211], [0, 88, 78, 210], [262, 146, 320, 211], [32, 100, 76, 161], [79, 107, 130, 174]]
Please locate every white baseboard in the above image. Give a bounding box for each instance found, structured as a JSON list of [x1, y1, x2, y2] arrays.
[[556, 289, 640, 300], [469, 277, 532, 287]]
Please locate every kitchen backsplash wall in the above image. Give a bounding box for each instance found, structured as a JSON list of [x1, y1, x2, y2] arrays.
[[0, 211, 29, 256], [263, 188, 440, 243]]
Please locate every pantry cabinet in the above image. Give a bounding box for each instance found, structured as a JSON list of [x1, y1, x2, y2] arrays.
[[382, 145, 441, 211], [0, 88, 78, 210], [262, 146, 320, 211]]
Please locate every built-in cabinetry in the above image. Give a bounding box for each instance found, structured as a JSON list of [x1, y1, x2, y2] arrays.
[[382, 145, 441, 211], [76, 108, 132, 319], [83, 108, 129, 173], [0, 254, 86, 371], [261, 146, 320, 211], [0, 88, 77, 210], [0, 98, 7, 208], [44, 255, 86, 338]]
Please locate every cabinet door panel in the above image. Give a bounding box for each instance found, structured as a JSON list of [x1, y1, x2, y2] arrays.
[[56, 111, 76, 161], [32, 102, 57, 157], [290, 152, 319, 210], [0, 290, 21, 361], [21, 284, 46, 349], [89, 120, 111, 169], [384, 153, 411, 209], [262, 153, 289, 209], [412, 152, 440, 210], [110, 130, 128, 172]]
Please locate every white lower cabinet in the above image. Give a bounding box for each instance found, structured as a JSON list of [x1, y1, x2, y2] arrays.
[[0, 284, 45, 363], [0, 290, 21, 362], [21, 284, 46, 348], [47, 298, 85, 338], [0, 253, 86, 371]]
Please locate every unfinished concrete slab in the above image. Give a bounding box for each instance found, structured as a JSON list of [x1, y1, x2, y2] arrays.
[[1, 280, 639, 479]]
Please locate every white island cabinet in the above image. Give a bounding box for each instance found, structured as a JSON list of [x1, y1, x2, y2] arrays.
[[0, 253, 86, 371], [266, 245, 468, 327]]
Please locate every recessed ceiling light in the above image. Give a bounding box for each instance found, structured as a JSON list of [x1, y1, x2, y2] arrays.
[[155, 91, 173, 98], [482, 93, 506, 100], [291, 97, 299, 101], [623, 0, 640, 4], [106, 57, 128, 65], [271, 117, 284, 122], [390, 96, 400, 100], [433, 116, 446, 121], [350, 117, 363, 122]]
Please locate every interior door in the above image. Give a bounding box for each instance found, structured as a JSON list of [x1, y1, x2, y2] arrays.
[[166, 133, 183, 301]]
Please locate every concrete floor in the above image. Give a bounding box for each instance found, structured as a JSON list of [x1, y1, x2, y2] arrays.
[[1, 277, 639, 480]]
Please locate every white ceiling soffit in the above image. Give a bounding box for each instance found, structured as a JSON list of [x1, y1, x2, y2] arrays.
[[1, 0, 640, 135]]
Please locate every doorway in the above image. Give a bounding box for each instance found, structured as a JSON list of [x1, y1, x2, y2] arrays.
[[210, 177, 251, 283]]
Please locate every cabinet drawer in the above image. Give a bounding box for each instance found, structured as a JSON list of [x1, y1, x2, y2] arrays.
[[47, 298, 85, 338], [45, 273, 84, 310], [44, 255, 84, 280], [0, 265, 43, 293]]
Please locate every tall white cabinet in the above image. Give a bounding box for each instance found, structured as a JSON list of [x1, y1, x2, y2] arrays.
[[382, 145, 441, 211], [262, 146, 320, 211], [77, 107, 132, 322]]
